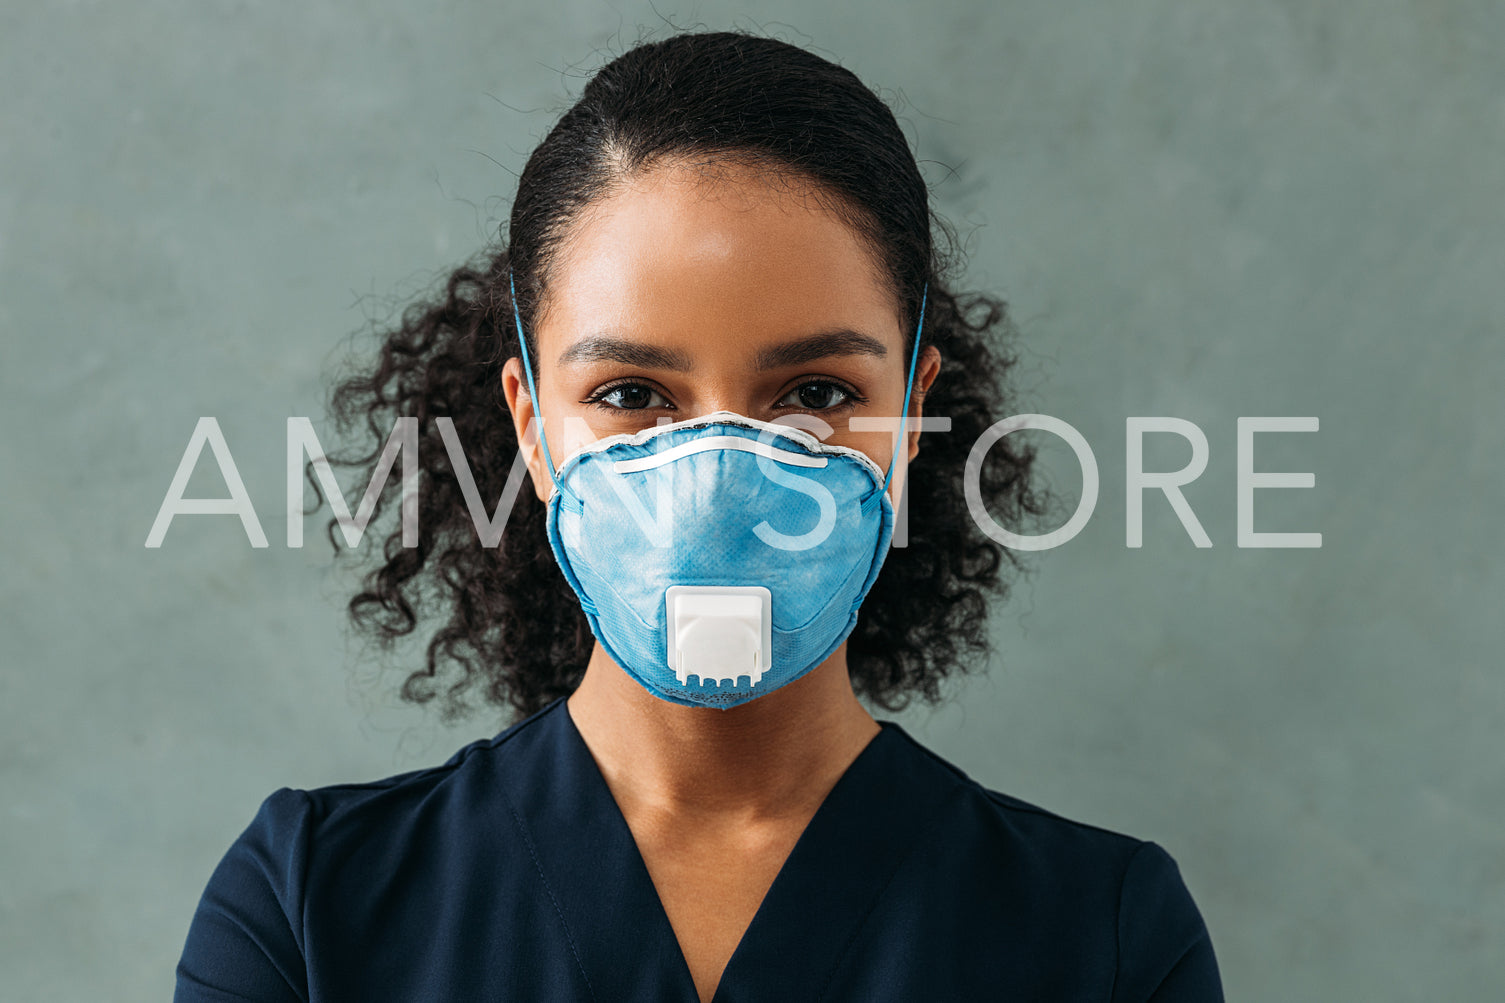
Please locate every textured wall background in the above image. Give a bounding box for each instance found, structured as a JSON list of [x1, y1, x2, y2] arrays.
[[3, 2, 1501, 999]]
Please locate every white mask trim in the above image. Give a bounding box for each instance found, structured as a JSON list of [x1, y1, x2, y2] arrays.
[[611, 435, 829, 474], [556, 410, 885, 483]]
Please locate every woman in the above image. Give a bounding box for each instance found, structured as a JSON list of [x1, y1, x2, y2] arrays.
[[175, 30, 1224, 1002]]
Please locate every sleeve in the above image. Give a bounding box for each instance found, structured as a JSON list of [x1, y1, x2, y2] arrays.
[[1111, 840, 1225, 1003], [174, 788, 315, 1003]]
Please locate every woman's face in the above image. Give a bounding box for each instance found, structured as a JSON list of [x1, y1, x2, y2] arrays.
[[503, 160, 941, 502]]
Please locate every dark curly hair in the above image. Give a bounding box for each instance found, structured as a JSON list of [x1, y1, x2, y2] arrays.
[[316, 29, 1047, 724]]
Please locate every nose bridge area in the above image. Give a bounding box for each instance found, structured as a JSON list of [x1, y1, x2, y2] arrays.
[[662, 339, 772, 417], [684, 375, 761, 419]]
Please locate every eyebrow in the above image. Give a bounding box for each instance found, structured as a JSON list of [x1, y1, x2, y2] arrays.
[[754, 330, 889, 370], [555, 328, 889, 371], [557, 336, 694, 371]]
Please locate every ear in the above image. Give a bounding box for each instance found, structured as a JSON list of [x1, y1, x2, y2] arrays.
[[501, 356, 554, 502], [906, 346, 943, 461]]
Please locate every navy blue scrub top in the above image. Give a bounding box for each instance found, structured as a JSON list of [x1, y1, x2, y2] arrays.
[[175, 696, 1224, 1001]]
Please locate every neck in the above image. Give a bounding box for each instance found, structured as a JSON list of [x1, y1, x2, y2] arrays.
[[566, 642, 880, 824]]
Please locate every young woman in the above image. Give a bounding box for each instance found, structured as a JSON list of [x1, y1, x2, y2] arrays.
[[176, 30, 1224, 1002]]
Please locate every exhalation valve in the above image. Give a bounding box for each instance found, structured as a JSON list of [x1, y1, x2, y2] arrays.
[[665, 585, 772, 688]]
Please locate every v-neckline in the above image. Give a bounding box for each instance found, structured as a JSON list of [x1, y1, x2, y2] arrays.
[[489, 697, 963, 1003]]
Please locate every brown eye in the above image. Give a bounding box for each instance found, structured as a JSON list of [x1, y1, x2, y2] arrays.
[[779, 381, 851, 410], [593, 384, 669, 410]]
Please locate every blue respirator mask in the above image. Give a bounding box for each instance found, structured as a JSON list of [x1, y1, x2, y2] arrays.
[[511, 274, 927, 709]]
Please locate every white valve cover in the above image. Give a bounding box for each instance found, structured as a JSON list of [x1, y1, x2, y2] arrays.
[[665, 585, 773, 687]]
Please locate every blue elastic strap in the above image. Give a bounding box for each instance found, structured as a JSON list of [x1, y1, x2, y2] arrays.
[[509, 270, 566, 497], [881, 282, 929, 495]]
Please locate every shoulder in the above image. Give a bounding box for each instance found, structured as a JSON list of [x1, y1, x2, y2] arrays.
[[246, 698, 557, 848], [878, 723, 1225, 1001], [176, 705, 558, 1001], [881, 720, 1150, 874], [228, 695, 565, 867]]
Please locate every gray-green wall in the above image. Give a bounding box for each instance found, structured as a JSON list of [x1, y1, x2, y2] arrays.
[[4, 2, 1501, 999]]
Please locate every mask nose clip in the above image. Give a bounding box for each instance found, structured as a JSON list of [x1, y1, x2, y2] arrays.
[[666, 585, 772, 689]]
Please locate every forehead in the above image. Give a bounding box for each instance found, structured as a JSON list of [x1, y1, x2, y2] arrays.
[[534, 161, 903, 353]]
